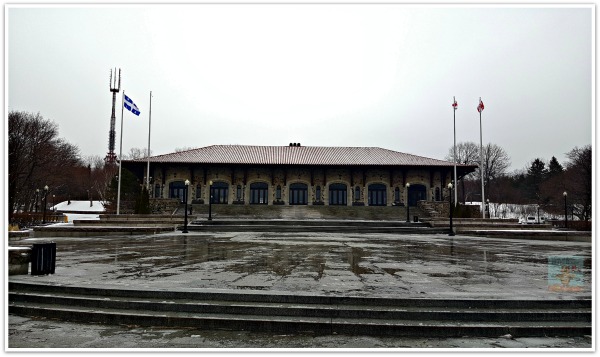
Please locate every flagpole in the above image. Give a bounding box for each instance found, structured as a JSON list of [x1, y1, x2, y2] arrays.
[[453, 96, 457, 207], [479, 97, 485, 219], [146, 91, 152, 190], [117, 90, 125, 215]]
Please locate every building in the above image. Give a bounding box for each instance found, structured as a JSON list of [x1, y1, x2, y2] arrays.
[[123, 144, 477, 207]]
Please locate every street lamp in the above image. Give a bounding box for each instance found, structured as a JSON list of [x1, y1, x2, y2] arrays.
[[182, 179, 190, 233], [52, 194, 56, 212], [405, 183, 411, 223], [563, 191, 568, 229], [448, 183, 455, 236], [42, 185, 49, 224], [208, 180, 213, 221], [486, 199, 490, 219]]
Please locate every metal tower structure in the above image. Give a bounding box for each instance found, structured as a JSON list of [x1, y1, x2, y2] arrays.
[[105, 68, 121, 164]]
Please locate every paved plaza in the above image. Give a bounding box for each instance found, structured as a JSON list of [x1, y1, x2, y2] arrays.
[[8, 231, 593, 349], [9, 231, 592, 300]]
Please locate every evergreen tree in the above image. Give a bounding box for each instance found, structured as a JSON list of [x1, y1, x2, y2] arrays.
[[548, 156, 564, 177], [526, 158, 548, 202]]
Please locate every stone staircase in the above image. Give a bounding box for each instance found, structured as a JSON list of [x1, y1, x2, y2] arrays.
[[8, 282, 591, 338]]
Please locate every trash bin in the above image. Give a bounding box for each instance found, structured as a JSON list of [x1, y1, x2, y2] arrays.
[[30, 242, 56, 275], [413, 216, 419, 222]]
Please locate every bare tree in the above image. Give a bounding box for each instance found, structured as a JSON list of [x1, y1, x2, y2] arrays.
[[446, 141, 509, 204], [445, 141, 480, 168], [174, 146, 195, 153], [481, 143, 511, 194], [8, 111, 82, 220], [564, 145, 592, 220], [123, 147, 152, 160]]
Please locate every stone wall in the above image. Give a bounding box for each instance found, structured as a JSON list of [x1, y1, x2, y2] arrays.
[[150, 164, 453, 207]]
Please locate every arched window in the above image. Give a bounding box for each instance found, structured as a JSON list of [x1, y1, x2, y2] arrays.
[[236, 185, 243, 201], [368, 183, 387, 206], [289, 183, 308, 205], [169, 181, 186, 202], [355, 186, 361, 201], [315, 186, 321, 203], [210, 181, 229, 204], [250, 182, 268, 204], [276, 185, 282, 200], [329, 183, 347, 206], [394, 187, 400, 203]]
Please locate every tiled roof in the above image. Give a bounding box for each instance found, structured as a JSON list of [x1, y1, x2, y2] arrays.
[[129, 145, 473, 168]]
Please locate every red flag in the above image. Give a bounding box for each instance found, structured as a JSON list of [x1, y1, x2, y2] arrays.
[[477, 98, 484, 113], [452, 98, 457, 110]]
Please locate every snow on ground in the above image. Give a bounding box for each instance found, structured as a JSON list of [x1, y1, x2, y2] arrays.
[[51, 200, 105, 213], [45, 200, 104, 225]]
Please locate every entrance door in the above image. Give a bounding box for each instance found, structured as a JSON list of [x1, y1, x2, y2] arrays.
[[289, 183, 308, 205], [210, 181, 229, 204], [368, 183, 387, 206], [250, 182, 268, 204], [408, 184, 427, 206], [169, 181, 186, 202], [329, 183, 347, 206]]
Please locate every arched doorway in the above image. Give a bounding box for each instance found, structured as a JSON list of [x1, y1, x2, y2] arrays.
[[289, 183, 308, 205], [250, 182, 268, 204], [210, 181, 229, 204], [368, 183, 387, 206], [169, 181, 186, 202], [408, 184, 427, 206], [329, 183, 347, 206]]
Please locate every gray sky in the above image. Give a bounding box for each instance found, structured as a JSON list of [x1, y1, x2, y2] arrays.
[[7, 4, 593, 172]]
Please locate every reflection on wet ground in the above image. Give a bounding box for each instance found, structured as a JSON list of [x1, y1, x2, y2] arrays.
[[11, 232, 591, 299]]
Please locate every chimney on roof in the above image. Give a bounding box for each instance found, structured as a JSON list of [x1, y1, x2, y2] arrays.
[[288, 143, 301, 147]]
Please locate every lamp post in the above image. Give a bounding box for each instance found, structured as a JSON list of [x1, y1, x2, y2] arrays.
[[448, 183, 455, 236], [486, 199, 490, 219], [52, 194, 55, 212], [208, 180, 213, 221], [563, 191, 568, 229], [182, 180, 190, 233], [42, 185, 49, 224], [405, 183, 410, 223]]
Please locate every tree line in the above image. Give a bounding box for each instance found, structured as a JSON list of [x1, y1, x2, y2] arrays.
[[446, 141, 592, 221], [8, 111, 149, 222]]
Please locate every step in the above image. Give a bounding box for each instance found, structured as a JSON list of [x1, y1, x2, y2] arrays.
[[181, 224, 444, 234], [9, 282, 591, 309], [9, 292, 590, 322], [190, 219, 430, 227], [8, 283, 591, 337], [9, 303, 591, 338]]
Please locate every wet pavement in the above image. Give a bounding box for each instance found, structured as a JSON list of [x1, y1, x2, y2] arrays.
[[9, 231, 592, 300], [8, 314, 593, 349], [8, 231, 593, 349]]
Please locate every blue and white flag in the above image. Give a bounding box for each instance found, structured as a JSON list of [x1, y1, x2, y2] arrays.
[[124, 94, 141, 116]]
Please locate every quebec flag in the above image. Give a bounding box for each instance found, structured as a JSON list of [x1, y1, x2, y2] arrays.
[[124, 94, 141, 116]]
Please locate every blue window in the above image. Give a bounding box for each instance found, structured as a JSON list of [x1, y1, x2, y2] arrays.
[[210, 181, 229, 204], [250, 182, 268, 204], [329, 183, 347, 206], [289, 183, 308, 205], [368, 183, 387, 206]]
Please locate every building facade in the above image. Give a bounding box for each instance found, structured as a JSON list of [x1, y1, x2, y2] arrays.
[[123, 144, 477, 207]]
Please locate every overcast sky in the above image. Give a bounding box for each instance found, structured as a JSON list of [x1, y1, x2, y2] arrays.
[[7, 4, 593, 172]]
